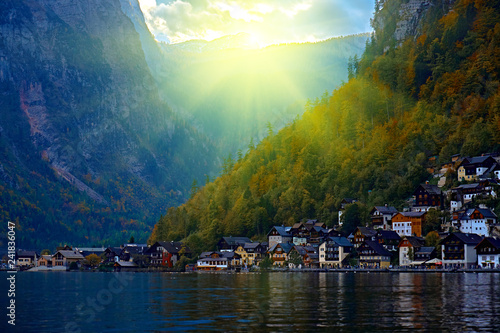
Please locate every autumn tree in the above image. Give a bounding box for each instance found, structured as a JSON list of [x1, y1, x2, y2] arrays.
[[85, 254, 101, 268]]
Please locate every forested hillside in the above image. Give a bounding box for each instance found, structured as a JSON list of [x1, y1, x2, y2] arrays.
[[150, 0, 500, 253]]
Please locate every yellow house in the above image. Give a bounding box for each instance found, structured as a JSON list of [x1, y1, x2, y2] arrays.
[[235, 243, 264, 266], [358, 240, 392, 268]]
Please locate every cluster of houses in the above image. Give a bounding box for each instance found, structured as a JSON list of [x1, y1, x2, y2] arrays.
[[10, 153, 500, 272], [13, 242, 191, 271]]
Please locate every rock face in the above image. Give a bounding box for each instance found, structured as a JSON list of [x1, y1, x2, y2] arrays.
[[394, 0, 432, 43], [375, 0, 457, 50], [0, 0, 214, 247]]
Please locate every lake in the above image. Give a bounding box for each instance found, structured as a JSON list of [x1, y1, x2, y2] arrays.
[[1, 271, 499, 332]]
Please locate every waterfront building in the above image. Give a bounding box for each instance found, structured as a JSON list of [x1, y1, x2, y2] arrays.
[[38, 254, 53, 267], [16, 250, 38, 267], [440, 233, 482, 269], [358, 240, 392, 268], [268, 242, 294, 266], [398, 236, 425, 266], [52, 250, 84, 267], [146, 241, 191, 267], [235, 243, 265, 266], [475, 237, 500, 268], [318, 236, 353, 268]]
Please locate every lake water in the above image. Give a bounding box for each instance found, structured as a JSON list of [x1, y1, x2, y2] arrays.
[[1, 271, 499, 332]]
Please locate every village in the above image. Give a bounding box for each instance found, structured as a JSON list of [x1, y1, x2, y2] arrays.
[[7, 153, 500, 272]]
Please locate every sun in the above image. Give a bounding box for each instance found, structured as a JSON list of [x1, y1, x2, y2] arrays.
[[248, 32, 262, 48]]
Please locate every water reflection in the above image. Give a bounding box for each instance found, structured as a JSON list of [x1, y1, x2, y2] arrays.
[[2, 272, 500, 332]]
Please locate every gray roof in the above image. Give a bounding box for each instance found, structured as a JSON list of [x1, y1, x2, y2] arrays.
[[455, 183, 482, 190], [115, 261, 137, 267], [361, 240, 392, 257], [293, 245, 308, 255], [399, 211, 427, 218], [465, 156, 495, 165], [197, 257, 228, 263], [243, 243, 261, 250], [313, 226, 329, 233], [357, 227, 377, 237], [17, 250, 38, 258], [76, 247, 106, 252], [269, 242, 294, 254], [323, 236, 353, 247], [415, 247, 435, 255], [459, 208, 497, 220], [156, 241, 191, 254], [475, 237, 500, 250], [199, 251, 216, 258], [56, 250, 84, 259], [377, 230, 401, 241], [443, 233, 483, 245], [220, 251, 240, 259], [267, 226, 291, 237], [419, 184, 442, 195], [399, 236, 425, 248], [221, 237, 252, 246], [372, 206, 398, 215]]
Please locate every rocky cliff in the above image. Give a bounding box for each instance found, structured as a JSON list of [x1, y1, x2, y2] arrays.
[[0, 0, 215, 248]]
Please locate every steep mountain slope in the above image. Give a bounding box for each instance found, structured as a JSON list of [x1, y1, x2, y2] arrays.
[[0, 0, 215, 248], [150, 0, 500, 251]]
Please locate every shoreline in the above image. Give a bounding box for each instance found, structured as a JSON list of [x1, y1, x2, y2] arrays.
[[4, 267, 500, 274]]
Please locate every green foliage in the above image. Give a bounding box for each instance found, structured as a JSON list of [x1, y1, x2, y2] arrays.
[[69, 262, 79, 271], [423, 209, 443, 235], [425, 231, 441, 249], [408, 247, 414, 262], [41, 249, 51, 255], [341, 203, 370, 236], [286, 249, 304, 267], [259, 256, 273, 270], [132, 254, 150, 268], [175, 255, 190, 271]]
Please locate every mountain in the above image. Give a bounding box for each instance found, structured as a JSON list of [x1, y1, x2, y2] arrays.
[[170, 33, 259, 53], [149, 0, 500, 252], [0, 0, 216, 249], [151, 34, 369, 155]]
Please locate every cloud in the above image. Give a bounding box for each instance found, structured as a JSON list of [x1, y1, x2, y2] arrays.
[[138, 0, 374, 45]]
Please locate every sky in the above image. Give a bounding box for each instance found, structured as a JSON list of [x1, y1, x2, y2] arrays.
[[138, 0, 375, 47]]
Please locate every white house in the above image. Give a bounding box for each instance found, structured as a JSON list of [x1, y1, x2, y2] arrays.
[[318, 237, 353, 268], [453, 208, 497, 237], [370, 205, 398, 230], [267, 226, 292, 248], [398, 236, 425, 267], [393, 220, 412, 237], [475, 237, 500, 269]]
